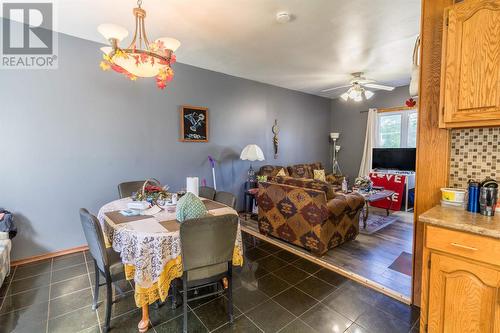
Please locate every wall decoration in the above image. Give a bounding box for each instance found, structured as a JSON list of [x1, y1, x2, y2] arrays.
[[180, 106, 208, 142], [405, 97, 417, 107], [272, 119, 280, 159]]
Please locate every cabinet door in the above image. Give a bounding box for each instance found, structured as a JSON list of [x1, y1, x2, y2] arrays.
[[427, 253, 500, 333], [442, 0, 500, 126]]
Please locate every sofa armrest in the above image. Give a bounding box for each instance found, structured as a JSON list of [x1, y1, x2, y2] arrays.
[[326, 173, 344, 186], [326, 192, 365, 216]]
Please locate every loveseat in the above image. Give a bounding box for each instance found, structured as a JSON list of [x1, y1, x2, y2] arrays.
[[256, 174, 364, 256]]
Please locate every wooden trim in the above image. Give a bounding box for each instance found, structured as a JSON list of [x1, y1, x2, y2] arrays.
[[179, 105, 209, 142], [377, 106, 418, 113], [420, 225, 431, 329], [241, 224, 411, 304], [10, 245, 89, 267], [412, 0, 453, 307]]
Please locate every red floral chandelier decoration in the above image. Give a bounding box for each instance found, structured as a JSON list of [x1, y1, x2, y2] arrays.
[[98, 0, 180, 89]]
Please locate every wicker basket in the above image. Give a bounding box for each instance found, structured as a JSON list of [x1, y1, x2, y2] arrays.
[[139, 178, 161, 196], [134, 178, 170, 204]]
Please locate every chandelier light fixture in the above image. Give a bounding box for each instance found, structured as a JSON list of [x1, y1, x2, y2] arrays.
[[98, 0, 180, 89], [340, 83, 374, 102]]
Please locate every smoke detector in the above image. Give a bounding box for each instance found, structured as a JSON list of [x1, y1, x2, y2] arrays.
[[276, 12, 292, 23]]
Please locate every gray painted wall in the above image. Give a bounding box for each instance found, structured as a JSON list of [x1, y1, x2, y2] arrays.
[[330, 85, 411, 183], [0, 32, 331, 260]]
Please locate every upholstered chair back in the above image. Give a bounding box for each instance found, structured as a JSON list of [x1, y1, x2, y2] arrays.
[[117, 181, 145, 199], [180, 214, 238, 272], [199, 186, 216, 200], [214, 191, 237, 209], [79, 208, 109, 273]]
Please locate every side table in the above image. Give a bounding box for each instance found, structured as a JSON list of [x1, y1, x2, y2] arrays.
[[244, 188, 259, 219]]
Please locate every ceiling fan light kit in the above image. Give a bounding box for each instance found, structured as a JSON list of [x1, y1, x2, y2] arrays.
[[98, 0, 180, 90], [323, 72, 395, 102]]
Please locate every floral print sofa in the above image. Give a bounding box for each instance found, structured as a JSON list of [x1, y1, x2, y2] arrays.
[[256, 176, 365, 256]]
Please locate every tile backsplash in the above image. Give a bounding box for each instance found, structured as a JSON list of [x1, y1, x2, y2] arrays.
[[449, 127, 500, 188]]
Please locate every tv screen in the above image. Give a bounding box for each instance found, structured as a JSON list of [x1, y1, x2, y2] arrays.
[[372, 148, 416, 171]]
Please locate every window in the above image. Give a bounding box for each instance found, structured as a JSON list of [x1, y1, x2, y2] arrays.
[[377, 110, 417, 148]]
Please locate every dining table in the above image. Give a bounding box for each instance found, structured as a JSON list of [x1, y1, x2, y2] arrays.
[[97, 197, 243, 332]]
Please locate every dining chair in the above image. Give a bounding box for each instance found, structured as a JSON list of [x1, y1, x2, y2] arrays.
[[199, 186, 216, 200], [79, 208, 125, 332], [173, 214, 239, 333], [214, 191, 237, 209], [117, 180, 145, 199]]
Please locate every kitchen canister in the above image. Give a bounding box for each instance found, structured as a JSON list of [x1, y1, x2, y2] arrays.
[[441, 188, 466, 203], [467, 181, 480, 213], [479, 187, 498, 216]]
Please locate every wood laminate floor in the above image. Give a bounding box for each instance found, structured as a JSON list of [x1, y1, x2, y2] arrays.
[[241, 208, 414, 302]]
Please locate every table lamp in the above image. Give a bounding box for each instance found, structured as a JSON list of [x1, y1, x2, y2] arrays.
[[240, 144, 265, 183]]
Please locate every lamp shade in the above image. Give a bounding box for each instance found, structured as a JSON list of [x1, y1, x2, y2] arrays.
[[154, 37, 181, 52], [97, 24, 129, 42], [240, 144, 265, 161]]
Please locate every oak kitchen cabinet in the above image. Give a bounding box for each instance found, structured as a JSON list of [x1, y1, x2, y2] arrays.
[[420, 206, 500, 333], [439, 0, 500, 128]]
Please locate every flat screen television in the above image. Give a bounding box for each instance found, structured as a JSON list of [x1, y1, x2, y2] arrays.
[[372, 148, 416, 171]]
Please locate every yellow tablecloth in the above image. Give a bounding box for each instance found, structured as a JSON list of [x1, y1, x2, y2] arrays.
[[125, 246, 243, 307]]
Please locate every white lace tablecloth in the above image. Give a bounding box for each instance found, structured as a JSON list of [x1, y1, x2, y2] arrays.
[[97, 198, 242, 289]]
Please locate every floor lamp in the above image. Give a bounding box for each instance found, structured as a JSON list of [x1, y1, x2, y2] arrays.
[[330, 133, 342, 175]]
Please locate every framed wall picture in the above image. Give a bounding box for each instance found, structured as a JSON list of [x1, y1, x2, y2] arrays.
[[180, 105, 209, 142]]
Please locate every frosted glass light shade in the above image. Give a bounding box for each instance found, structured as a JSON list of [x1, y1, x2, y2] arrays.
[[348, 88, 361, 99], [340, 93, 349, 101], [240, 144, 265, 161], [101, 47, 169, 78], [100, 46, 112, 55], [117, 54, 162, 77], [364, 90, 374, 99], [155, 37, 181, 52], [98, 24, 129, 42]]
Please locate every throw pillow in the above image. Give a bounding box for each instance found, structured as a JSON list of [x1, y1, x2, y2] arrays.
[[313, 169, 326, 182], [257, 175, 268, 182], [175, 192, 208, 222], [276, 168, 287, 177]]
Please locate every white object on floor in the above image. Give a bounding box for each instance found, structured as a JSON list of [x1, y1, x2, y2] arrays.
[[186, 177, 199, 197], [0, 232, 11, 287]]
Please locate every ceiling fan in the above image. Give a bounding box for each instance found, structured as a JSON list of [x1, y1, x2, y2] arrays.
[[321, 72, 395, 102]]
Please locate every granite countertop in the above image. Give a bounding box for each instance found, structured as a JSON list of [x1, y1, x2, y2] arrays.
[[419, 205, 500, 239]]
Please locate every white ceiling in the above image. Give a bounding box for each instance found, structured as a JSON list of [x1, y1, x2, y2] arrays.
[[56, 0, 420, 98]]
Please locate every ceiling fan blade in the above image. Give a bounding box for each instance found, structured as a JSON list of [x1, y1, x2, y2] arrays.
[[362, 83, 395, 91], [321, 84, 352, 93], [356, 79, 375, 84]]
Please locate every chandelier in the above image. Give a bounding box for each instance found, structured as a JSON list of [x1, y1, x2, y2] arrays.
[[98, 0, 180, 89], [340, 83, 374, 102]]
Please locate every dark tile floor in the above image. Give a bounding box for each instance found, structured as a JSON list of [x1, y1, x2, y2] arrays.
[[0, 235, 420, 332]]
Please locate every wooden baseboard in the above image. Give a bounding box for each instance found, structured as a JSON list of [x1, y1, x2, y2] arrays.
[[10, 245, 89, 267]]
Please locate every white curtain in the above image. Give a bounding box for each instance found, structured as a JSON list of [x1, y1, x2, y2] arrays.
[[358, 108, 378, 177]]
